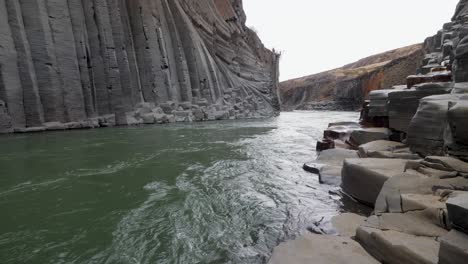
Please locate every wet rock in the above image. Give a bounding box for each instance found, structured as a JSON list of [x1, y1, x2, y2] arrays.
[[268, 233, 379, 264], [439, 229, 468, 264], [324, 122, 360, 141], [304, 149, 359, 185], [446, 191, 468, 232], [341, 158, 408, 205]]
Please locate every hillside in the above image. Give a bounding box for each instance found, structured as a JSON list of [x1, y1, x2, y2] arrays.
[[280, 44, 424, 110]]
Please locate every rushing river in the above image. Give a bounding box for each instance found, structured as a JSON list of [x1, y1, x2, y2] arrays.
[[0, 111, 366, 264]]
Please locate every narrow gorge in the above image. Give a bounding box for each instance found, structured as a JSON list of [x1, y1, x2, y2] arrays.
[[0, 0, 280, 134]]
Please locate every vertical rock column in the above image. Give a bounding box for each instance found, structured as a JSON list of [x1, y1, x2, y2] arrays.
[[5, 0, 44, 127], [106, 0, 137, 110], [68, 0, 97, 118], [47, 0, 87, 122], [19, 0, 65, 123], [0, 0, 25, 128], [161, 0, 192, 103]]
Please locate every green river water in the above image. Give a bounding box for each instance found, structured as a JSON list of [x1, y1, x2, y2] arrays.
[[0, 111, 365, 264]]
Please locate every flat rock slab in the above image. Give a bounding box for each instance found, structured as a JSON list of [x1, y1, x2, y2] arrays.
[[304, 149, 358, 185], [358, 140, 413, 158], [375, 172, 468, 215], [446, 191, 468, 232], [331, 213, 366, 237], [268, 234, 379, 264], [439, 229, 468, 264], [341, 158, 408, 206], [356, 226, 439, 264], [349, 128, 391, 147]]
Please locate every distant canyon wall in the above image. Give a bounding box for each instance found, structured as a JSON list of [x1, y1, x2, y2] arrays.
[[0, 0, 280, 133], [280, 44, 424, 111]]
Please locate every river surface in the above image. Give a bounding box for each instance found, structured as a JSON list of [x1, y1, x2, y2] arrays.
[[0, 111, 365, 264]]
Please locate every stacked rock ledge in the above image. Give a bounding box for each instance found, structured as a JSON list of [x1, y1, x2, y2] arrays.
[[277, 1, 468, 263]]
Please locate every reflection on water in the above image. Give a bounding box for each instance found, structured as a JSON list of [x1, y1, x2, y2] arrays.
[[0, 111, 367, 264]]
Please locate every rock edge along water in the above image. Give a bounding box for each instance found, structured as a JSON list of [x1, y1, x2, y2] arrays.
[[0, 0, 280, 134], [271, 1, 468, 263]]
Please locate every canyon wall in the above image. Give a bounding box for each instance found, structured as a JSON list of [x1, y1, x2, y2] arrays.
[[280, 44, 423, 111], [0, 0, 280, 133]]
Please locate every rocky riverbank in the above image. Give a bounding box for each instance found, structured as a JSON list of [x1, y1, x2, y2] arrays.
[[269, 1, 468, 263]]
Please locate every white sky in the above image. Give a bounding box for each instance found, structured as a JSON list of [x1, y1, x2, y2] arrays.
[[244, 0, 460, 81]]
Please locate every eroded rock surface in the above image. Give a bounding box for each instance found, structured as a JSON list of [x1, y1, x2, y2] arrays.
[[0, 0, 280, 133]]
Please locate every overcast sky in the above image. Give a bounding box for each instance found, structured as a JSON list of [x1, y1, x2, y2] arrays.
[[244, 0, 460, 81]]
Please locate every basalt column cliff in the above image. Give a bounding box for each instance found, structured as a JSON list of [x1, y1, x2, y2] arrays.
[[0, 0, 280, 133]]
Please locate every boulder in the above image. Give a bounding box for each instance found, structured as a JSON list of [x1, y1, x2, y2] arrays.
[[439, 229, 468, 264], [173, 110, 193, 122], [349, 128, 391, 147], [141, 113, 156, 124], [341, 158, 408, 205], [268, 234, 379, 264], [446, 191, 468, 232]]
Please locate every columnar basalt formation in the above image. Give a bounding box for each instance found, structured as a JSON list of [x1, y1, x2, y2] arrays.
[[0, 0, 280, 133]]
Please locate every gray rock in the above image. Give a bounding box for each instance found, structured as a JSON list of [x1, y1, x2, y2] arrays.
[[439, 229, 468, 264], [406, 94, 460, 156], [341, 158, 408, 205], [0, 0, 280, 133], [304, 149, 359, 185], [268, 234, 379, 264], [358, 140, 407, 158], [331, 213, 366, 237], [349, 128, 391, 147], [356, 225, 440, 264], [388, 84, 452, 133], [446, 191, 468, 232]]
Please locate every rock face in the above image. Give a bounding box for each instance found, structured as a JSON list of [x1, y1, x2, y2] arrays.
[[0, 0, 280, 133], [280, 44, 424, 110]]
